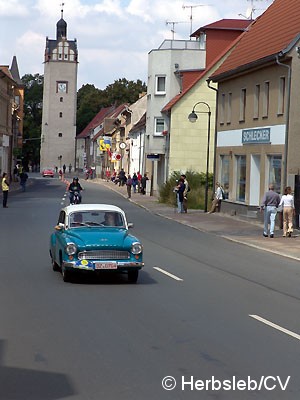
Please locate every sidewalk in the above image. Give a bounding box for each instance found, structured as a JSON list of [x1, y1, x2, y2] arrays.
[[89, 178, 300, 262]]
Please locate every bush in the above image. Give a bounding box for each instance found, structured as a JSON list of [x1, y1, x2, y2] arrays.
[[159, 170, 213, 210]]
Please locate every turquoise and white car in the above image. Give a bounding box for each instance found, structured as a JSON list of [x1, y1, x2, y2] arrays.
[[50, 204, 144, 283]]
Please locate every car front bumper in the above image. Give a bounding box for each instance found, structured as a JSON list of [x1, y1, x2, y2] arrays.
[[63, 260, 144, 271]]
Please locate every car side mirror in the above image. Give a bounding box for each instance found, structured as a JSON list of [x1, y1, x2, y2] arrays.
[[55, 223, 65, 231], [128, 222, 134, 229]]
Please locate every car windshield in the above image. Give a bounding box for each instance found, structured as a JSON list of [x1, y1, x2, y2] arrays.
[[69, 211, 125, 228]]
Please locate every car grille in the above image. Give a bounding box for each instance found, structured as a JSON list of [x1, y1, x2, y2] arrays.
[[78, 250, 130, 260]]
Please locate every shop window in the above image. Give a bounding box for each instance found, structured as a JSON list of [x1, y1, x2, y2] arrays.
[[236, 155, 246, 202], [277, 77, 285, 115], [221, 155, 230, 198], [268, 155, 282, 193], [263, 81, 269, 118], [253, 84, 260, 119], [239, 88, 246, 122]]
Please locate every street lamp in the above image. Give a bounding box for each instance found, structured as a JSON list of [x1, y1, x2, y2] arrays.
[[188, 101, 211, 213]]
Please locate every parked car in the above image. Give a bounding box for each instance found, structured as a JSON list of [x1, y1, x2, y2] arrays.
[[42, 168, 54, 178], [50, 204, 144, 283]]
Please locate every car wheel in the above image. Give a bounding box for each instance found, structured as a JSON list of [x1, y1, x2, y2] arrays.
[[128, 270, 139, 283], [62, 266, 72, 283], [50, 251, 60, 271]]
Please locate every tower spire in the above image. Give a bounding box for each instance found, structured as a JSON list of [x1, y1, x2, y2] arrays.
[[60, 2, 65, 19]]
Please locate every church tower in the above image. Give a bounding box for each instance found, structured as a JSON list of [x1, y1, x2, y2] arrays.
[[40, 7, 78, 171]]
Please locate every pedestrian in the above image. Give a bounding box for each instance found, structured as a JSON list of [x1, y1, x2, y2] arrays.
[[63, 164, 66, 174], [181, 174, 189, 213], [69, 163, 72, 173], [260, 183, 281, 238], [208, 182, 223, 213], [19, 171, 28, 192], [13, 165, 18, 182], [59, 169, 63, 180], [126, 174, 132, 198], [137, 171, 142, 192], [175, 177, 185, 213], [55, 165, 58, 173], [105, 169, 111, 182], [132, 173, 138, 193], [141, 173, 148, 195], [119, 168, 126, 186], [2, 172, 9, 208], [278, 186, 295, 237]]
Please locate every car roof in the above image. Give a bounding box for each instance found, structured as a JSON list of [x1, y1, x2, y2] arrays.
[[63, 204, 125, 216]]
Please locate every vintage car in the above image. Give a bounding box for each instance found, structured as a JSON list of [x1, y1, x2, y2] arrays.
[[42, 168, 54, 178], [50, 204, 144, 283]]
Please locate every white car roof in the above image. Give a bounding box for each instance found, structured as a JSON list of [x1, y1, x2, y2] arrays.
[[63, 204, 125, 216]]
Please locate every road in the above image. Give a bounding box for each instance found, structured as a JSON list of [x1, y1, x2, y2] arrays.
[[0, 175, 299, 400]]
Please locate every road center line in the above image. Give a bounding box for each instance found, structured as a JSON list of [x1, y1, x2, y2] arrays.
[[249, 314, 300, 341], [153, 267, 183, 281]]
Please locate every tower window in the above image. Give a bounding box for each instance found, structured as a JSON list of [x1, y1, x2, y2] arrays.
[[60, 97, 63, 102], [59, 112, 63, 118], [58, 133, 63, 137]]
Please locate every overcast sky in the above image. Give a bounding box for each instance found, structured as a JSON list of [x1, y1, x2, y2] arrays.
[[0, 0, 273, 90]]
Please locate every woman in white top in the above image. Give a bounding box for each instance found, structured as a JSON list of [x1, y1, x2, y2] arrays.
[[279, 186, 295, 237]]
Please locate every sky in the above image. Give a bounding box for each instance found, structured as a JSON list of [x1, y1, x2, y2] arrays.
[[0, 0, 274, 90]]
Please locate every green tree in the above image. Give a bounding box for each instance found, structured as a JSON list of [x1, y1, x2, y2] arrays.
[[22, 73, 44, 168]]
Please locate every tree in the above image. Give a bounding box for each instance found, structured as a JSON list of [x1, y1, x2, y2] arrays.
[[22, 74, 44, 169]]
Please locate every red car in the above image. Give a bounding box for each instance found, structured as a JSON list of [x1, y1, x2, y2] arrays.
[[42, 168, 54, 178]]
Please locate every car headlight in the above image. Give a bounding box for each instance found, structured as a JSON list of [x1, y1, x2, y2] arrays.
[[65, 243, 77, 255], [131, 242, 142, 254]]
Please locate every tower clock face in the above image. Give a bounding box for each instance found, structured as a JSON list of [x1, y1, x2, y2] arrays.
[[57, 82, 67, 93]]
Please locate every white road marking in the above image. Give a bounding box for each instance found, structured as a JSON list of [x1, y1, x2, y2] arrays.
[[249, 314, 300, 341], [153, 267, 183, 281]]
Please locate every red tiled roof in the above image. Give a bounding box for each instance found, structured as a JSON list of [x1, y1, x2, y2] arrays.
[[211, 0, 300, 80], [92, 103, 129, 141], [76, 105, 115, 138], [191, 19, 252, 37]]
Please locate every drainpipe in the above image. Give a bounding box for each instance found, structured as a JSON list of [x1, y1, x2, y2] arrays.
[[276, 54, 291, 189], [206, 78, 219, 189]]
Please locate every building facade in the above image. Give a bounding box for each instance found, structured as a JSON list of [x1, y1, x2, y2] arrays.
[[40, 10, 78, 171]]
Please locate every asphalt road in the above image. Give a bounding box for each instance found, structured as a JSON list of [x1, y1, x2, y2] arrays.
[[0, 175, 299, 400]]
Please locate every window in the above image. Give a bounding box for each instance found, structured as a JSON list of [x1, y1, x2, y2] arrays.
[[278, 77, 285, 115], [253, 84, 260, 119], [154, 117, 165, 136], [220, 155, 230, 198], [263, 81, 269, 118], [59, 112, 63, 118], [239, 89, 246, 121], [155, 76, 166, 95], [58, 132, 63, 137], [268, 155, 282, 193], [236, 155, 246, 202], [14, 95, 20, 106], [60, 97, 63, 102], [220, 94, 225, 124], [227, 93, 232, 124]]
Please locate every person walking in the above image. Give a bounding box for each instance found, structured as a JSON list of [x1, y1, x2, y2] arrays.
[[126, 175, 132, 198], [2, 172, 9, 208], [68, 163, 72, 173], [19, 171, 28, 192], [132, 173, 138, 193], [260, 184, 281, 238], [141, 173, 148, 195], [181, 174, 189, 213], [278, 186, 295, 237], [63, 164, 66, 174], [208, 182, 223, 213]]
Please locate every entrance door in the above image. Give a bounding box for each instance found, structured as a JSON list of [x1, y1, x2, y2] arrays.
[[250, 155, 261, 206]]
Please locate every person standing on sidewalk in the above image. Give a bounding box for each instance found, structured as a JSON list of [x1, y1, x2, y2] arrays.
[[2, 172, 9, 208], [208, 182, 223, 213], [19, 171, 28, 192], [126, 175, 132, 198], [278, 186, 295, 237], [260, 184, 281, 238], [175, 177, 185, 213], [181, 174, 189, 213]]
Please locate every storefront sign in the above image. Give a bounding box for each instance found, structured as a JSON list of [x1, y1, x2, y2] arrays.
[[242, 128, 270, 144]]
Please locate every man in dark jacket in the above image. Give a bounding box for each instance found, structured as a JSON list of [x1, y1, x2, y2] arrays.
[[69, 177, 83, 204]]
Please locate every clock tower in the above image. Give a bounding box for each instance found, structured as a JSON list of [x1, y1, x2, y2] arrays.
[[40, 7, 78, 171]]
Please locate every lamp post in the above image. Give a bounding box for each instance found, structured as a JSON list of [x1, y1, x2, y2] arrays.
[[188, 101, 211, 213]]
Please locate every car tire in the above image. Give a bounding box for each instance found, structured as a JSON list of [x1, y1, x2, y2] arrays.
[[62, 266, 72, 283], [128, 270, 139, 283], [50, 251, 60, 271]]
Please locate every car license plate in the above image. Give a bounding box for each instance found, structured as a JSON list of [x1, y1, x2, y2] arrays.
[[95, 262, 117, 270]]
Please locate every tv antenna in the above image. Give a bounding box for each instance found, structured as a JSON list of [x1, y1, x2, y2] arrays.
[[182, 3, 209, 36], [166, 20, 187, 40], [238, 0, 269, 20]]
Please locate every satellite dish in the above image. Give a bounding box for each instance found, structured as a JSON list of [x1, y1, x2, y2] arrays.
[[246, 7, 253, 19]]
